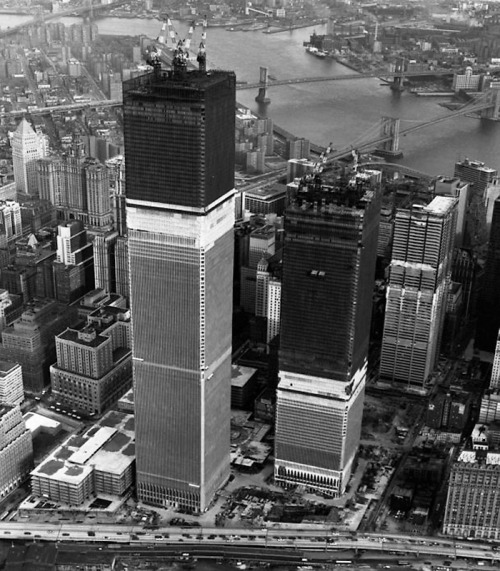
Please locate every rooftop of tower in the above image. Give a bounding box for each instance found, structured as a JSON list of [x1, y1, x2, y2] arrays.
[[123, 67, 236, 99], [15, 117, 35, 135], [58, 326, 109, 348], [455, 158, 496, 173], [400, 195, 457, 217], [287, 173, 378, 214], [0, 361, 19, 377]]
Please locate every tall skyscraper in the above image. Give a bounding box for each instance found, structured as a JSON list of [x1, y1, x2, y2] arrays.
[[0, 404, 33, 498], [123, 59, 236, 511], [53, 220, 94, 303], [477, 197, 500, 350], [240, 224, 276, 314], [274, 174, 381, 497], [479, 329, 500, 423], [380, 196, 457, 391], [11, 118, 46, 196], [38, 151, 112, 230], [454, 158, 497, 248], [92, 229, 119, 293]]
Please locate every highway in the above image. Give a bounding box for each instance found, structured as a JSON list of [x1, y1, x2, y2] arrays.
[[0, 523, 498, 564]]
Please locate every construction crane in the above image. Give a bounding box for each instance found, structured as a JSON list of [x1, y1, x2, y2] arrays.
[[146, 16, 209, 74], [312, 143, 333, 173]]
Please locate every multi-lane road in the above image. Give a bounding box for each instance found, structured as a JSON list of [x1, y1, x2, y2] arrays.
[[0, 523, 498, 564]]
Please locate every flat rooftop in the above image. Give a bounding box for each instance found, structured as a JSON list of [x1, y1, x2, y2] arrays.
[[31, 410, 135, 484], [245, 184, 287, 200], [118, 387, 134, 404], [68, 426, 116, 465], [456, 159, 496, 173], [288, 178, 378, 214], [231, 364, 258, 388], [423, 195, 457, 216], [124, 67, 235, 96], [0, 360, 19, 377], [23, 412, 61, 433], [58, 327, 109, 348]]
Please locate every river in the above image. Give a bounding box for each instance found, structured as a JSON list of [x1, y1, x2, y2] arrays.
[[2, 14, 500, 176]]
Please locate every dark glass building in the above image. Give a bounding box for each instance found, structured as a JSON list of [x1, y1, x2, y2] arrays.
[[123, 65, 236, 512], [275, 174, 381, 497], [477, 197, 500, 350], [123, 69, 235, 209]]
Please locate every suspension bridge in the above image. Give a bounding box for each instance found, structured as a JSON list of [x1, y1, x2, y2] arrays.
[[243, 65, 455, 103], [320, 88, 500, 165]]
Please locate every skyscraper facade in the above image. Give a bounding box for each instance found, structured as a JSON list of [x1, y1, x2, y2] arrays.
[[479, 329, 500, 423], [0, 404, 33, 498], [274, 175, 381, 497], [380, 196, 457, 390], [454, 158, 496, 249], [123, 64, 236, 512], [53, 220, 94, 303], [478, 197, 500, 350], [37, 149, 112, 231], [11, 118, 46, 196]]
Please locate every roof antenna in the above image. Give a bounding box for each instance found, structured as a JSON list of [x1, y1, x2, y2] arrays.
[[197, 16, 208, 73]]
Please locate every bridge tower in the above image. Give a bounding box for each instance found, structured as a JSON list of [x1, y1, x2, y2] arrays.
[[255, 66, 271, 104], [480, 81, 500, 120], [377, 117, 402, 157], [391, 58, 405, 92]]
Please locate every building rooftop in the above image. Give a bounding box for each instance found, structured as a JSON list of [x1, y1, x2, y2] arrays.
[[251, 224, 275, 238], [456, 158, 496, 173], [423, 195, 457, 216], [457, 449, 500, 465], [118, 387, 134, 404], [58, 326, 109, 348], [68, 426, 117, 465], [31, 411, 135, 484], [245, 184, 287, 200], [0, 360, 19, 377], [231, 364, 258, 388], [288, 176, 378, 214], [124, 67, 235, 98], [15, 117, 35, 136], [23, 412, 61, 434]]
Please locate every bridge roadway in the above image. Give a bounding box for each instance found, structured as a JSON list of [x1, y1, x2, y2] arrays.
[[0, 0, 128, 39], [238, 69, 455, 90], [0, 522, 498, 562], [322, 100, 492, 164]]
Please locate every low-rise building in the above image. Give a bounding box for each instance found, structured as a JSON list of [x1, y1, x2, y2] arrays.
[[30, 410, 134, 505], [443, 425, 500, 539]]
